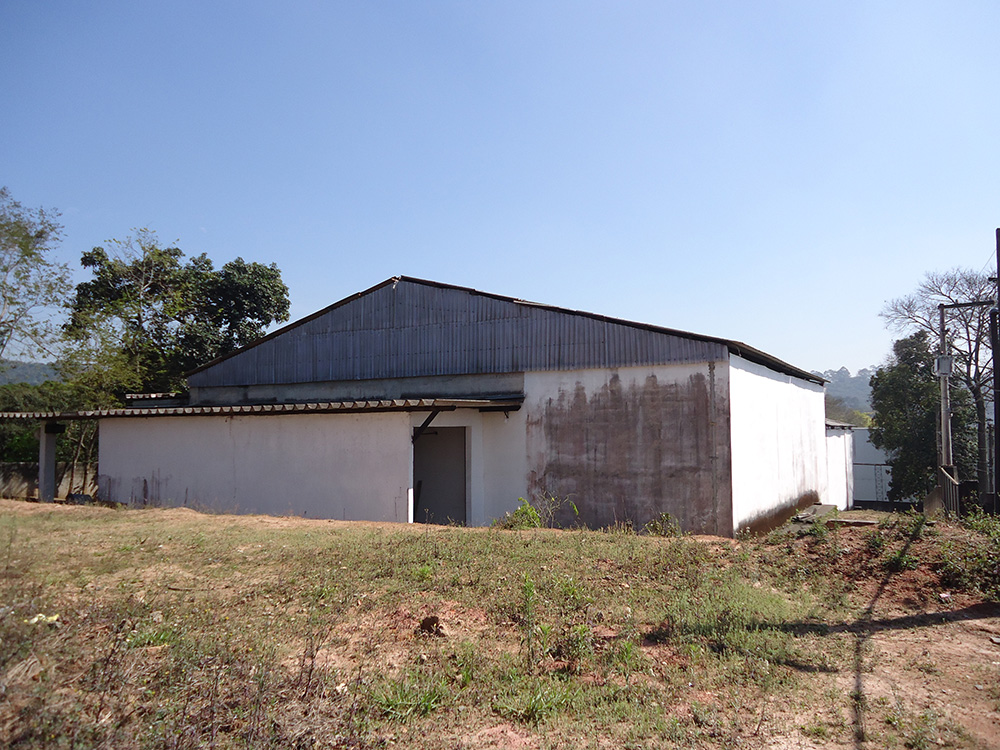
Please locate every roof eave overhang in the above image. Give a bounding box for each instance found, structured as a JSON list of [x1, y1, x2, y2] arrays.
[[0, 396, 524, 422]]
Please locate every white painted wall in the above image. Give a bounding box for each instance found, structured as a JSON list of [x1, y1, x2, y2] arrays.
[[407, 408, 528, 526], [481, 409, 529, 523], [729, 356, 827, 532], [98, 412, 412, 521], [825, 428, 854, 511]]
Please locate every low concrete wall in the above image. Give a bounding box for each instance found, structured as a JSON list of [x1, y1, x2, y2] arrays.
[[0, 463, 98, 499], [98, 413, 413, 521]]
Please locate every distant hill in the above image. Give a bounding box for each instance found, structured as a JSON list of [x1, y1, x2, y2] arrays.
[[0, 359, 59, 385], [814, 367, 874, 412]]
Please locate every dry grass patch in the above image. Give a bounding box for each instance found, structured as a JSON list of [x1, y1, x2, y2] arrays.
[[0, 499, 998, 748]]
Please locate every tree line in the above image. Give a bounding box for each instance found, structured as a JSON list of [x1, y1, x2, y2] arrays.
[[0, 187, 290, 481], [871, 270, 994, 504], [1, 186, 995, 506]]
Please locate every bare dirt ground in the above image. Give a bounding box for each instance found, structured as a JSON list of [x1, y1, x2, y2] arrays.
[[757, 522, 1000, 749]]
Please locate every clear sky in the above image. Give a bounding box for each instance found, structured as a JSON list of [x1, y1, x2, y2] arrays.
[[3, 1, 999, 375]]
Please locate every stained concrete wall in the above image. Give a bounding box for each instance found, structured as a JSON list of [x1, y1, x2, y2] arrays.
[[98, 412, 412, 521], [523, 363, 733, 535], [729, 355, 827, 533], [825, 428, 854, 511]]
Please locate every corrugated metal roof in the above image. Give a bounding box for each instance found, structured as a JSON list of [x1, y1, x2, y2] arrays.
[[187, 277, 823, 388], [0, 397, 523, 422], [825, 419, 857, 430]]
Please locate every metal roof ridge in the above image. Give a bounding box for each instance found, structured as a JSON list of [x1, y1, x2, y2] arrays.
[[183, 276, 822, 385]]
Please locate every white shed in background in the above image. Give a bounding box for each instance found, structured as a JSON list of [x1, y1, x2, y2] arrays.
[[852, 427, 892, 506], [825, 420, 855, 511]]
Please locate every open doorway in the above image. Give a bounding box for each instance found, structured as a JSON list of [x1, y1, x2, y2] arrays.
[[412, 426, 467, 525]]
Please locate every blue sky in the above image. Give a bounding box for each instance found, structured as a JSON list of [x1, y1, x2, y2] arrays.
[[3, 1, 999, 374]]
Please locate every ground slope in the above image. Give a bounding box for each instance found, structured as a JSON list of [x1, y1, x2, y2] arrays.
[[0, 500, 997, 749]]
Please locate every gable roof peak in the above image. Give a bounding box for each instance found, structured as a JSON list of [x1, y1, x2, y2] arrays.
[[186, 276, 822, 385]]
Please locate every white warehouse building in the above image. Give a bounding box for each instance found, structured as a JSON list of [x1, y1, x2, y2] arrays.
[[23, 278, 848, 536]]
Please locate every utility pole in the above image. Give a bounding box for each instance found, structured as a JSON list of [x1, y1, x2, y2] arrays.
[[994, 228, 1000, 514], [939, 229, 1000, 516], [939, 304, 953, 470], [938, 299, 993, 476]]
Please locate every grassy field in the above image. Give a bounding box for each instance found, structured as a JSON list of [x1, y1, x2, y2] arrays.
[[1, 499, 998, 749]]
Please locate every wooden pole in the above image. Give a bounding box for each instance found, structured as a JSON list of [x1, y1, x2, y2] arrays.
[[940, 304, 952, 469], [994, 228, 1000, 513]]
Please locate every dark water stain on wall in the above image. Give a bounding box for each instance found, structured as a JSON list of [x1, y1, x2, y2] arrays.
[[527, 368, 733, 535], [738, 491, 820, 536]]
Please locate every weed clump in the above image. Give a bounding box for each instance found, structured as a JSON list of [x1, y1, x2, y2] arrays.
[[493, 494, 578, 530], [939, 507, 1000, 599], [643, 512, 682, 537]]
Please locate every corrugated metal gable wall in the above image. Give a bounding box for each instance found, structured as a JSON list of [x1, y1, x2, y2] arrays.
[[189, 281, 728, 388]]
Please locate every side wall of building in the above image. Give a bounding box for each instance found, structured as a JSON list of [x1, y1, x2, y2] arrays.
[[729, 356, 827, 532], [98, 413, 412, 521], [523, 362, 734, 535]]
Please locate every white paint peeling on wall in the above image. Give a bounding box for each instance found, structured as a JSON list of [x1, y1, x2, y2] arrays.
[[729, 355, 827, 531], [98, 412, 412, 521]]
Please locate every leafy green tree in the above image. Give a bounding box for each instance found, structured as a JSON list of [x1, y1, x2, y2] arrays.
[[0, 379, 99, 494], [0, 381, 75, 460], [869, 332, 976, 501], [882, 269, 994, 496], [0, 187, 72, 360], [825, 394, 870, 427], [63, 229, 290, 398]]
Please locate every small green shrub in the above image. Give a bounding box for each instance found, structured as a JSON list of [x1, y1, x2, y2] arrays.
[[493, 679, 578, 724], [940, 538, 1000, 599], [902, 511, 928, 540], [962, 505, 1000, 540], [603, 637, 644, 678], [553, 624, 593, 671], [494, 498, 543, 529], [805, 522, 829, 542], [885, 548, 919, 572], [643, 512, 682, 537], [371, 674, 450, 721], [864, 530, 886, 555], [493, 495, 579, 529]]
